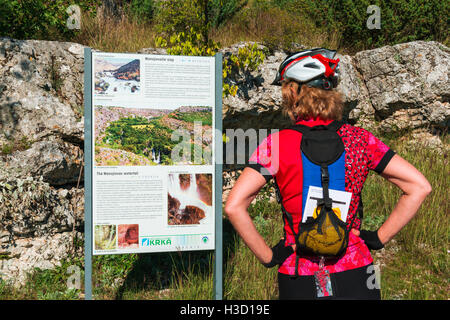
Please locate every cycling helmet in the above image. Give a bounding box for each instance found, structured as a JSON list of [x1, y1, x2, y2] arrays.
[[272, 48, 340, 90]]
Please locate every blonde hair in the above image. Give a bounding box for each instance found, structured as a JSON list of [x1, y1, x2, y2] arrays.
[[281, 80, 344, 122]]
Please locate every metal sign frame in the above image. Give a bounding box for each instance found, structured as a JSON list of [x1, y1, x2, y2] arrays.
[[83, 48, 223, 300]]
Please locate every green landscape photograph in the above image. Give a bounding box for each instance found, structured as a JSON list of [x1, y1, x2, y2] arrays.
[[94, 105, 213, 166]]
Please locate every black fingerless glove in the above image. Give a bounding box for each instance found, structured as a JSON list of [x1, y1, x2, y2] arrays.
[[359, 229, 384, 250], [262, 239, 294, 268]]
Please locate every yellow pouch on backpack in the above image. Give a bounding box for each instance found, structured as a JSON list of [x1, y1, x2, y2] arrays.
[[313, 206, 341, 220], [297, 205, 349, 257]]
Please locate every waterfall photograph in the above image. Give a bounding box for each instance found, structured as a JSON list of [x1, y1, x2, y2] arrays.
[[167, 173, 212, 225], [94, 57, 141, 95]]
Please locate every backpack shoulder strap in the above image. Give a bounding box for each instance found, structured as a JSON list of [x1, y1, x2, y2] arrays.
[[326, 120, 344, 132], [288, 120, 344, 134], [286, 124, 310, 134]]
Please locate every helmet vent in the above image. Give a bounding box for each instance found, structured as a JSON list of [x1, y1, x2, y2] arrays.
[[304, 63, 320, 69]]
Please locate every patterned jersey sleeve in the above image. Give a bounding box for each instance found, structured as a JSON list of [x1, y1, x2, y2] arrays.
[[366, 132, 396, 174], [246, 133, 277, 182]]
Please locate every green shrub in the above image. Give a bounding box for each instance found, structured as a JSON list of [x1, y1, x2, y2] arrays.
[[155, 27, 239, 97], [125, 0, 156, 23], [0, 0, 99, 40], [154, 0, 247, 45], [230, 43, 268, 72], [224, 43, 267, 97], [300, 0, 449, 51], [156, 27, 220, 56], [154, 0, 205, 37], [209, 0, 248, 28]]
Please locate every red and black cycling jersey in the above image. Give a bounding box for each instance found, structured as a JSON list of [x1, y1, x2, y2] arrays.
[[247, 118, 395, 276]]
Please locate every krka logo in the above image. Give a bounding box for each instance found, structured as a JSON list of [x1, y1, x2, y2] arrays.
[[141, 238, 172, 247]]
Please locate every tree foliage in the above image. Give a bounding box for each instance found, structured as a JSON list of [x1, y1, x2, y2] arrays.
[[0, 0, 99, 39], [154, 0, 246, 44], [298, 0, 449, 50], [125, 0, 156, 23]]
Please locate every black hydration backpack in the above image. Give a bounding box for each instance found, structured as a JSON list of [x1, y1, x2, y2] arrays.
[[275, 121, 359, 276]]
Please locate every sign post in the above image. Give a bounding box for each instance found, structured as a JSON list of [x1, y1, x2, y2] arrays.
[[83, 48, 222, 300], [214, 53, 223, 300], [84, 47, 93, 300]]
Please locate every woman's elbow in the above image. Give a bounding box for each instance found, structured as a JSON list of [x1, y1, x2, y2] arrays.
[[224, 200, 238, 218], [414, 179, 432, 199], [420, 180, 432, 197], [225, 196, 251, 219]]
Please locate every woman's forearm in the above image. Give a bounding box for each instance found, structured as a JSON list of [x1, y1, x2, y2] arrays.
[[226, 205, 273, 264], [354, 155, 431, 246], [224, 168, 272, 264], [377, 186, 430, 244]]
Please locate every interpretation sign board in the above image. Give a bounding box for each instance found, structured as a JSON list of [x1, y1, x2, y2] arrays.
[[87, 51, 218, 255]]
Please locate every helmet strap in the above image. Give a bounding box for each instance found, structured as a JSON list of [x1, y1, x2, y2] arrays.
[[305, 77, 334, 90]]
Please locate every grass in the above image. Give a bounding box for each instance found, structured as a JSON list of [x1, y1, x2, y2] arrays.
[[0, 135, 447, 300], [73, 13, 157, 53], [362, 134, 449, 300], [92, 251, 214, 300], [0, 257, 83, 300]]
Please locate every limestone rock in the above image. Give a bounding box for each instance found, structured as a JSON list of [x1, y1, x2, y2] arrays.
[[0, 38, 85, 189], [354, 41, 450, 131], [0, 232, 82, 286], [223, 41, 449, 134], [222, 48, 289, 131], [5, 137, 83, 186], [0, 177, 84, 237]]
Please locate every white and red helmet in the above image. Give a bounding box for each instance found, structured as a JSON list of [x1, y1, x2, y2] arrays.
[[272, 48, 340, 90]]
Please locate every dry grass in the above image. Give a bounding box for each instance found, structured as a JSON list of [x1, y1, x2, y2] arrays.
[[73, 11, 157, 53], [210, 5, 341, 52], [73, 5, 341, 54]]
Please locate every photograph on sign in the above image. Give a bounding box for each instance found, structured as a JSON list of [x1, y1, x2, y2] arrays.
[[94, 105, 212, 166], [91, 52, 216, 255], [167, 173, 212, 225], [94, 57, 141, 95]]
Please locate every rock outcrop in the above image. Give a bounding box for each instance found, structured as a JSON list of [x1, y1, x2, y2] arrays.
[[0, 37, 448, 285], [222, 41, 449, 134], [0, 38, 85, 284], [354, 42, 449, 132]]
